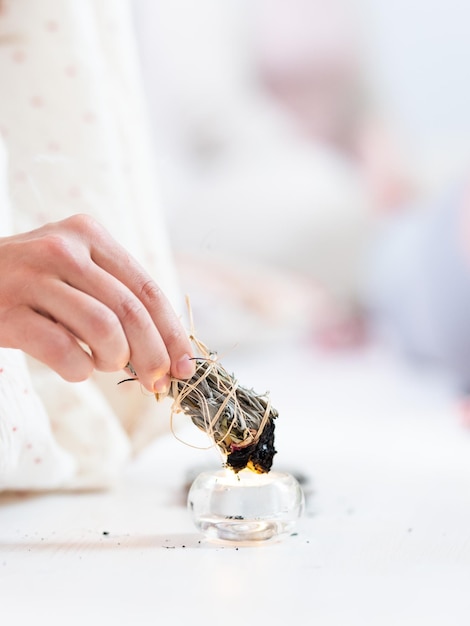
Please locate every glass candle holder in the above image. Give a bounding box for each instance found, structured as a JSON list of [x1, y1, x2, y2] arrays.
[[187, 468, 305, 544]]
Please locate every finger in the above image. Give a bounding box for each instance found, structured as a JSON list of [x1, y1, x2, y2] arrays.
[[135, 281, 196, 381], [59, 262, 177, 392], [49, 215, 195, 387], [62, 216, 195, 388], [2, 306, 94, 382], [90, 253, 195, 379], [30, 279, 130, 373]]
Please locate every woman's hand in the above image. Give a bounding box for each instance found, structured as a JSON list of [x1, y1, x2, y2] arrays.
[[0, 214, 195, 392]]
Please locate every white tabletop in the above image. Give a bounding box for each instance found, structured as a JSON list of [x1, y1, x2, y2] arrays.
[[2, 340, 470, 626]]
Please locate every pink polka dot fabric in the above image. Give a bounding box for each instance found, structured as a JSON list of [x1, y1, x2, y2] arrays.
[[0, 0, 184, 491]]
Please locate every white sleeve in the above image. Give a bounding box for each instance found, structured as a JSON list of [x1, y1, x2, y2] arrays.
[[0, 0, 181, 491], [0, 137, 78, 489]]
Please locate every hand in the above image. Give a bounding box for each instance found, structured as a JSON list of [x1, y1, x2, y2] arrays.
[[0, 214, 195, 392]]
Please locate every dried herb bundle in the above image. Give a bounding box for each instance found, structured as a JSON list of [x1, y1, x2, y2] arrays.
[[121, 299, 278, 473], [166, 336, 277, 473]]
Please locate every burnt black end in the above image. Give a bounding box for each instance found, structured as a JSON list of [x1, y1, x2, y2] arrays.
[[226, 419, 277, 474]]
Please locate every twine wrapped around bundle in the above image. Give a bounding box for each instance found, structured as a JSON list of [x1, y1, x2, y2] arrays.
[[166, 333, 277, 474], [121, 299, 278, 473]]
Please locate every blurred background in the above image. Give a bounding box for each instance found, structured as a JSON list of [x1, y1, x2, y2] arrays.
[[131, 0, 470, 365]]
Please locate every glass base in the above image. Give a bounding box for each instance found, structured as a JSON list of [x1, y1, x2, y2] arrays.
[[187, 468, 305, 544]]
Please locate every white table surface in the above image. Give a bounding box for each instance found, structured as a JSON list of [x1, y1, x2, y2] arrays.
[[2, 340, 470, 626]]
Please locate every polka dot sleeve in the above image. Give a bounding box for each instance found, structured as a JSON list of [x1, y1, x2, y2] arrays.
[[0, 0, 183, 490]]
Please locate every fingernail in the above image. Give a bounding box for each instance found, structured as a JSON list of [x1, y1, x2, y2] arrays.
[[153, 374, 170, 395], [176, 354, 195, 379]]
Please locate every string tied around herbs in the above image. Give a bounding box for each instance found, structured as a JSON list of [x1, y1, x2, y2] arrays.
[[167, 332, 277, 473], [120, 299, 277, 474]]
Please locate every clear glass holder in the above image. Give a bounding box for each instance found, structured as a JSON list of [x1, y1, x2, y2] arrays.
[[187, 468, 305, 544]]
